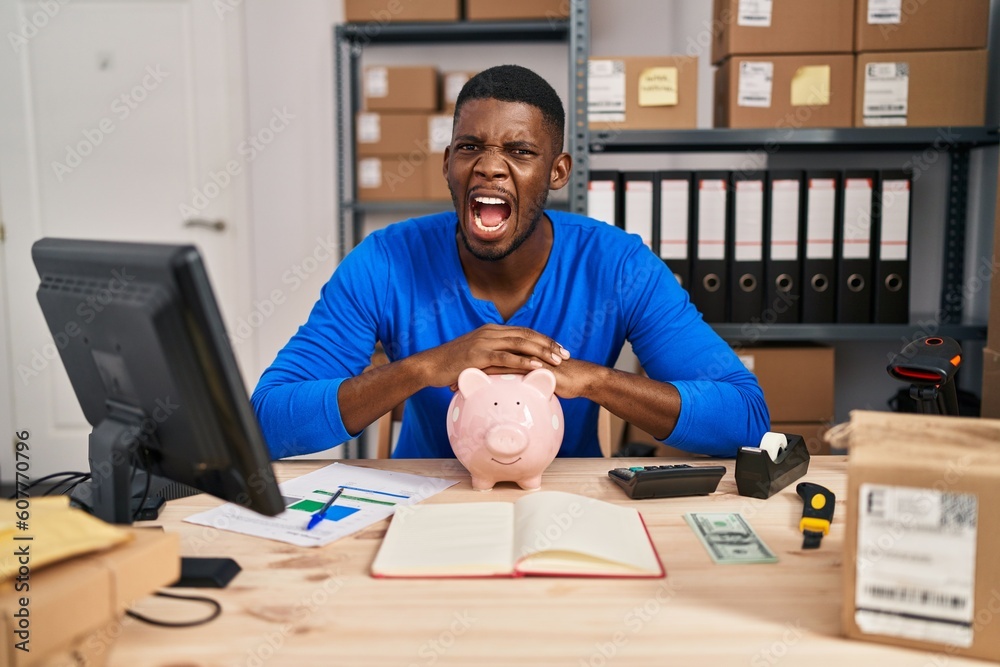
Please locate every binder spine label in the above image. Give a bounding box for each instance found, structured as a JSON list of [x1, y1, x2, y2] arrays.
[[806, 179, 836, 260], [587, 180, 617, 226], [659, 180, 689, 260], [843, 179, 874, 259], [734, 180, 764, 262], [769, 180, 800, 261], [697, 180, 727, 260], [880, 180, 910, 261], [625, 180, 654, 251]]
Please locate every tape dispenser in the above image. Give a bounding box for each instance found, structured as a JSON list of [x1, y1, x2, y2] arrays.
[[735, 432, 811, 499]]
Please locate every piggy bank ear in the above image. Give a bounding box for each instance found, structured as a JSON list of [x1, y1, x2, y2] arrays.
[[522, 369, 556, 398], [457, 368, 492, 398]]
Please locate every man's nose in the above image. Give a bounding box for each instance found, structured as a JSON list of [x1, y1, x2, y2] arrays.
[[473, 147, 508, 180]]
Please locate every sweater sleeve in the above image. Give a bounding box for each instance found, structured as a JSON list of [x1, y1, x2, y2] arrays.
[[619, 243, 770, 456], [250, 235, 389, 459]]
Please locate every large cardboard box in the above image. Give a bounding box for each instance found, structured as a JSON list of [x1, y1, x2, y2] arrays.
[[357, 156, 429, 201], [345, 0, 460, 23], [712, 0, 855, 65], [363, 65, 439, 112], [714, 54, 854, 129], [854, 0, 989, 52], [588, 56, 698, 131], [464, 0, 568, 21], [736, 345, 835, 422], [983, 347, 1000, 419], [854, 50, 987, 128], [834, 411, 1000, 662], [0, 529, 179, 666]]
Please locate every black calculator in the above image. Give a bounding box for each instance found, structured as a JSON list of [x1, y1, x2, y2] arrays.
[[608, 464, 727, 499]]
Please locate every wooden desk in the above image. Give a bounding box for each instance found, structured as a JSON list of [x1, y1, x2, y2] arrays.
[[108, 458, 989, 666]]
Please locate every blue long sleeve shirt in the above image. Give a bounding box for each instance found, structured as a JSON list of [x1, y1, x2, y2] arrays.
[[251, 210, 769, 459]]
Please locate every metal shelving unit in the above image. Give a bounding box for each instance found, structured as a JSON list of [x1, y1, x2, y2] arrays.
[[711, 322, 988, 343], [334, 1, 591, 260]]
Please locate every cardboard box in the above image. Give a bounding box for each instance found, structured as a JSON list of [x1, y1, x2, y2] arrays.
[[464, 0, 568, 21], [0, 529, 179, 667], [736, 345, 835, 422], [363, 65, 439, 112], [854, 50, 987, 128], [345, 0, 460, 23], [356, 112, 431, 156], [715, 54, 854, 129], [712, 0, 855, 65], [589, 56, 698, 131], [835, 410, 1000, 662], [442, 70, 476, 111], [983, 347, 1000, 419], [425, 153, 451, 201], [854, 0, 989, 52], [770, 421, 832, 454], [357, 156, 428, 201]]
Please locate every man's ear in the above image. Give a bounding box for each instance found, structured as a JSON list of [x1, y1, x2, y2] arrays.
[[549, 151, 572, 191], [442, 146, 450, 180]]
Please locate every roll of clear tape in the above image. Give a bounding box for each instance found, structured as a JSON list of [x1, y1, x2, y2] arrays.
[[758, 432, 788, 463]]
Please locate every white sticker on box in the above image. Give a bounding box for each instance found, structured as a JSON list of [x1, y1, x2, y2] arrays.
[[863, 62, 909, 127], [880, 180, 910, 261], [357, 113, 380, 144], [444, 72, 470, 106], [734, 180, 763, 262], [588, 59, 626, 124], [737, 61, 773, 108], [737, 0, 772, 27], [428, 115, 453, 153], [660, 180, 690, 261], [365, 67, 388, 99], [842, 178, 873, 260], [737, 354, 754, 372], [867, 0, 902, 24], [359, 158, 382, 189], [697, 179, 727, 260], [855, 484, 977, 648], [805, 179, 836, 260]]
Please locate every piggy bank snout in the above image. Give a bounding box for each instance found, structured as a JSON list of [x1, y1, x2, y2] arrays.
[[485, 423, 529, 458]]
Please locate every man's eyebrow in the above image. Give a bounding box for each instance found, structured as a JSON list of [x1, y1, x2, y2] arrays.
[[503, 140, 540, 150], [453, 134, 482, 143]]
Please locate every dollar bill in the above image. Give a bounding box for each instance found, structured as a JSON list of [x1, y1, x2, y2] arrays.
[[684, 512, 778, 564]]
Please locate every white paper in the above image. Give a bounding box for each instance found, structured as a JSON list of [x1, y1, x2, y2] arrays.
[[806, 179, 836, 260], [863, 62, 909, 127], [365, 66, 388, 98], [734, 180, 763, 262], [738, 61, 773, 108], [428, 115, 453, 153], [842, 178, 873, 259], [184, 463, 458, 548], [444, 72, 470, 106], [625, 179, 654, 251], [357, 113, 380, 144], [697, 179, 727, 260], [769, 179, 800, 261], [855, 484, 977, 647], [737, 0, 772, 27], [588, 59, 626, 123], [880, 179, 910, 260], [867, 0, 902, 24], [659, 179, 689, 260], [588, 179, 617, 226], [359, 158, 382, 189]]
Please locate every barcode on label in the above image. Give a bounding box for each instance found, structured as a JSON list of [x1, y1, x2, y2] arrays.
[[864, 585, 968, 611], [941, 493, 977, 530]]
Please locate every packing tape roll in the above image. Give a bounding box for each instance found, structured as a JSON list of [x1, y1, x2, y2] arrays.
[[758, 432, 788, 463]]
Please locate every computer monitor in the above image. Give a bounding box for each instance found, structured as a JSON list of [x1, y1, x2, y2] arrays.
[[31, 238, 284, 525]]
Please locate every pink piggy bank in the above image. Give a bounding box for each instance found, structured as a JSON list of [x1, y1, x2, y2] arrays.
[[447, 368, 564, 491]]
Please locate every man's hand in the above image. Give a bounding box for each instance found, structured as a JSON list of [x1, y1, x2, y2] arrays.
[[415, 324, 570, 389]]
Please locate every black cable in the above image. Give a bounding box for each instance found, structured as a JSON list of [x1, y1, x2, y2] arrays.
[[131, 452, 153, 523], [42, 473, 92, 497], [7, 471, 89, 498], [62, 475, 92, 497], [124, 590, 222, 628]]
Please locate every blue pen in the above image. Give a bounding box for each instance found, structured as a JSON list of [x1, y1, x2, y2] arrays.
[[306, 487, 343, 530]]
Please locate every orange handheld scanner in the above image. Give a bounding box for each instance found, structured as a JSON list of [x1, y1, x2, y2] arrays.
[[796, 482, 835, 550]]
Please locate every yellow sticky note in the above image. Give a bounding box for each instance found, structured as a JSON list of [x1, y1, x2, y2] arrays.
[[638, 67, 678, 107], [791, 66, 831, 106]]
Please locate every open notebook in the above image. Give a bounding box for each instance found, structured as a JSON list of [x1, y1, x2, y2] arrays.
[[370, 490, 665, 578]]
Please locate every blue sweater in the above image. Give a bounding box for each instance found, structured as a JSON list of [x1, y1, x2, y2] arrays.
[[251, 210, 769, 459]]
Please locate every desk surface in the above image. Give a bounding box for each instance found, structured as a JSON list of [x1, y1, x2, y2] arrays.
[[110, 458, 988, 667]]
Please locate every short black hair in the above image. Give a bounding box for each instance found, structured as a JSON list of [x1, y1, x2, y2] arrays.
[[454, 64, 565, 151]]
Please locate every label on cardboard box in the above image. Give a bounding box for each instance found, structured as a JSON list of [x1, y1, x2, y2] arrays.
[[737, 61, 773, 108], [737, 354, 754, 372], [444, 72, 470, 106], [867, 0, 902, 24], [359, 158, 382, 189], [737, 0, 772, 27], [428, 115, 452, 153], [365, 67, 389, 99], [855, 483, 977, 647], [357, 113, 381, 143], [588, 59, 626, 123], [638, 67, 678, 107], [863, 62, 909, 127]]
